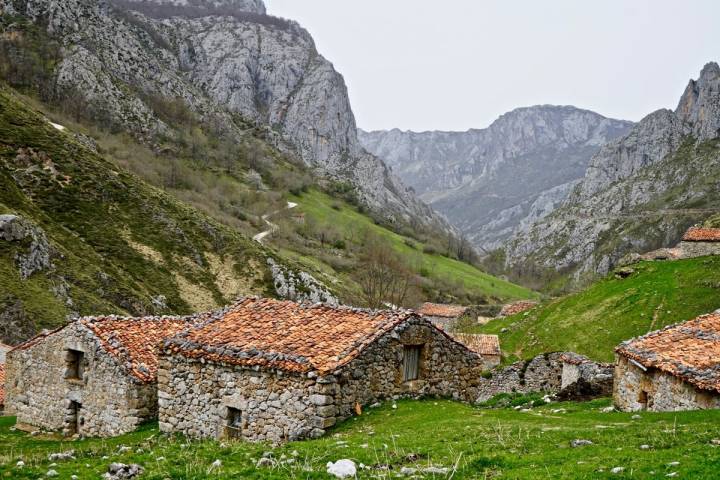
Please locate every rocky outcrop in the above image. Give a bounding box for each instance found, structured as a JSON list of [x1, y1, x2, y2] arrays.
[[0, 0, 446, 231], [0, 214, 53, 279], [503, 63, 720, 284], [359, 106, 633, 250], [266, 258, 338, 306]]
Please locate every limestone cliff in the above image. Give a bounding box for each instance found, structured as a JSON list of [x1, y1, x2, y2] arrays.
[[503, 63, 720, 286], [359, 106, 633, 250]]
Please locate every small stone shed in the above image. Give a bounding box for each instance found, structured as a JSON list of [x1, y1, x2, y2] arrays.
[[498, 300, 538, 317], [159, 298, 484, 443], [679, 227, 720, 258], [614, 313, 720, 412], [417, 303, 468, 329], [5, 315, 201, 436], [451, 333, 502, 368]]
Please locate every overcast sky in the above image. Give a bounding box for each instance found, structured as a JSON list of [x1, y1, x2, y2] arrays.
[[266, 0, 720, 132]]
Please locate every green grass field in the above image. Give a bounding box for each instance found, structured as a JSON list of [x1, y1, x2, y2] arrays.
[[290, 189, 537, 302], [2, 399, 720, 479], [472, 256, 720, 362]]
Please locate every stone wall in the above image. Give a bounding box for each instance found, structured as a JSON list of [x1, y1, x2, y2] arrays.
[[5, 323, 156, 437], [679, 241, 720, 259], [158, 318, 485, 443], [475, 353, 564, 402], [157, 355, 325, 443], [614, 355, 720, 412]]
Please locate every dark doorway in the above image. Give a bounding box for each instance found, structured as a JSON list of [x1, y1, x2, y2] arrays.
[[225, 407, 242, 439], [67, 401, 82, 436], [638, 390, 649, 410]]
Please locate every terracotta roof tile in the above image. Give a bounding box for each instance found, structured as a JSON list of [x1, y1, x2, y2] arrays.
[[499, 301, 538, 317], [616, 313, 720, 393], [0, 364, 5, 406], [417, 303, 468, 318], [451, 333, 501, 356], [165, 298, 418, 375], [682, 227, 720, 242]]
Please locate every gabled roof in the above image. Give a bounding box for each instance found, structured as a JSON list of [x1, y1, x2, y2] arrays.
[[165, 298, 419, 375], [682, 227, 720, 242], [451, 333, 501, 356], [13, 315, 210, 384], [616, 313, 720, 393], [0, 364, 5, 406], [417, 303, 468, 318], [499, 301, 538, 317]]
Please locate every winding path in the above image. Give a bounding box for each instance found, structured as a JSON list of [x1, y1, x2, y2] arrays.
[[252, 201, 298, 244]]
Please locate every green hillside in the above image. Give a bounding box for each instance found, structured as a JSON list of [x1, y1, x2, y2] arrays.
[[472, 256, 720, 362], [3, 399, 720, 479]]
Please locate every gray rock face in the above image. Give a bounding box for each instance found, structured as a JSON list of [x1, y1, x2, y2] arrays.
[[0, 214, 53, 279], [504, 63, 720, 283], [359, 106, 633, 250], [1, 0, 446, 231]]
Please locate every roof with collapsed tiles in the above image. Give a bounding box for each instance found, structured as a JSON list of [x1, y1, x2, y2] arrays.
[[616, 313, 720, 393], [451, 333, 501, 356], [417, 303, 468, 318], [499, 301, 538, 317], [164, 297, 421, 374], [12, 312, 215, 384]]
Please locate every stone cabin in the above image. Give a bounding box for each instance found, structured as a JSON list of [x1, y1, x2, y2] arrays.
[[451, 333, 502, 368], [417, 303, 468, 329], [679, 227, 720, 258], [498, 300, 538, 317], [5, 315, 203, 436], [158, 298, 484, 443], [614, 312, 720, 412]]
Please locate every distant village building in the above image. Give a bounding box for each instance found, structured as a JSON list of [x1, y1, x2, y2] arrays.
[[498, 301, 538, 317], [614, 313, 720, 412], [679, 227, 720, 258], [451, 333, 502, 368], [417, 303, 468, 329], [159, 298, 484, 443], [5, 316, 203, 436]]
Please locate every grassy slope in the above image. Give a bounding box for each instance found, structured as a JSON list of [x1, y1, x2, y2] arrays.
[[472, 256, 720, 362], [290, 190, 537, 302], [2, 399, 720, 479], [0, 84, 283, 339]]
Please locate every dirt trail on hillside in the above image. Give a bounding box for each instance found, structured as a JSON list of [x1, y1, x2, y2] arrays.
[[253, 201, 298, 244]]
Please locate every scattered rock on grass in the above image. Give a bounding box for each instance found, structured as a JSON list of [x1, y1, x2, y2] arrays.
[[46, 470, 59, 478], [326, 459, 357, 478], [49, 450, 76, 461], [571, 439, 594, 448], [611, 467, 625, 474], [103, 463, 144, 479], [256, 458, 274, 468]]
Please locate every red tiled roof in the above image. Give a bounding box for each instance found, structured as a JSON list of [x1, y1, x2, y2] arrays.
[[682, 227, 720, 242], [0, 364, 5, 407], [13, 316, 205, 384], [451, 333, 501, 356], [417, 303, 468, 318], [165, 298, 419, 375], [82, 317, 200, 383], [499, 301, 538, 317], [616, 313, 720, 393]]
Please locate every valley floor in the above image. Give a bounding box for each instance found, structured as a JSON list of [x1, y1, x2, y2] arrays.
[[1, 399, 720, 479]]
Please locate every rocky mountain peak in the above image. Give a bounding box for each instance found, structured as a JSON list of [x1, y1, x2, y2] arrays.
[[676, 61, 720, 140]]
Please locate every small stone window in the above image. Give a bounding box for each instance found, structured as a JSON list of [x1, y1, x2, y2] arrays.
[[225, 407, 243, 439], [65, 349, 85, 380], [403, 345, 422, 382]]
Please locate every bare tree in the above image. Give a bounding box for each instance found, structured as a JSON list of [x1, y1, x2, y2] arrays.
[[356, 235, 417, 309]]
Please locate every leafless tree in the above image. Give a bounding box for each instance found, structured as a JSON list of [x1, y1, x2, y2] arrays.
[[357, 235, 417, 309]]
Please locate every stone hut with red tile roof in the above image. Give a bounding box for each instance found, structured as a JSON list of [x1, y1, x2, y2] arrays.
[[417, 303, 468, 329], [614, 312, 720, 412], [450, 333, 502, 368], [498, 300, 538, 318], [158, 298, 484, 442], [679, 227, 720, 258], [4, 315, 206, 436]]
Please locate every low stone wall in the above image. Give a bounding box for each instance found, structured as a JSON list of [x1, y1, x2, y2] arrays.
[[679, 241, 720, 259], [6, 323, 156, 437], [614, 355, 720, 412], [558, 353, 613, 400], [476, 353, 564, 402]]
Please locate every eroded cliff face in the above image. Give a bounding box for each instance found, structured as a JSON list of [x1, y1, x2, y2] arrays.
[[0, 0, 446, 230], [359, 106, 633, 250], [503, 63, 720, 285]]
